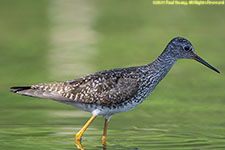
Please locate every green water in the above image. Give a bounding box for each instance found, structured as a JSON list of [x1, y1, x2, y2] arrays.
[[1, 0, 225, 149]]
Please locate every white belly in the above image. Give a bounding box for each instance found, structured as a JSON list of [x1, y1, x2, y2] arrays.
[[60, 101, 141, 117]]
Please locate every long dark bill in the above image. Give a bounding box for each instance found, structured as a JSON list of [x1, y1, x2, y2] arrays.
[[193, 55, 220, 73]]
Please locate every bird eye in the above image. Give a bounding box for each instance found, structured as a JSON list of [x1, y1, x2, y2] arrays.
[[184, 46, 191, 51]]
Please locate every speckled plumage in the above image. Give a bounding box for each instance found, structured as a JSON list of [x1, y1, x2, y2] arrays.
[[10, 37, 220, 119]]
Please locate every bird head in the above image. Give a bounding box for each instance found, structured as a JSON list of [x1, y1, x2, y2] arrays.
[[165, 37, 220, 73]]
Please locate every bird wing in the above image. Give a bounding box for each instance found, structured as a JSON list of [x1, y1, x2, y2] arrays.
[[62, 70, 139, 107], [11, 68, 140, 108]]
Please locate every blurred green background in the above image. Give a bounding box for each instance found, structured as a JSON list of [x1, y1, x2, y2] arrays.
[[0, 0, 225, 149]]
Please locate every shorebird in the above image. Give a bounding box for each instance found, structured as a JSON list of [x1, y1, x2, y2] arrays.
[[10, 37, 219, 149]]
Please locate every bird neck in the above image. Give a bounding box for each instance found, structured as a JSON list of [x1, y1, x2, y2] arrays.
[[136, 53, 178, 101], [146, 52, 178, 82], [157, 51, 178, 68]]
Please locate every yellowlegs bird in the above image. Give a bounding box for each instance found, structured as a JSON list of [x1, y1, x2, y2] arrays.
[[10, 37, 219, 149]]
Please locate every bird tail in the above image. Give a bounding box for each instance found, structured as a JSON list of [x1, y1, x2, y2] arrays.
[[10, 85, 69, 101], [10, 86, 32, 94]]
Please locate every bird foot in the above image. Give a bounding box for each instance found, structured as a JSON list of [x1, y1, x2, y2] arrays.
[[102, 136, 110, 146], [75, 133, 85, 150], [75, 140, 86, 150]]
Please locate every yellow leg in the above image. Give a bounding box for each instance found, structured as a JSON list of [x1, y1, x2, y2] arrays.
[[75, 115, 96, 149], [102, 119, 109, 146]]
